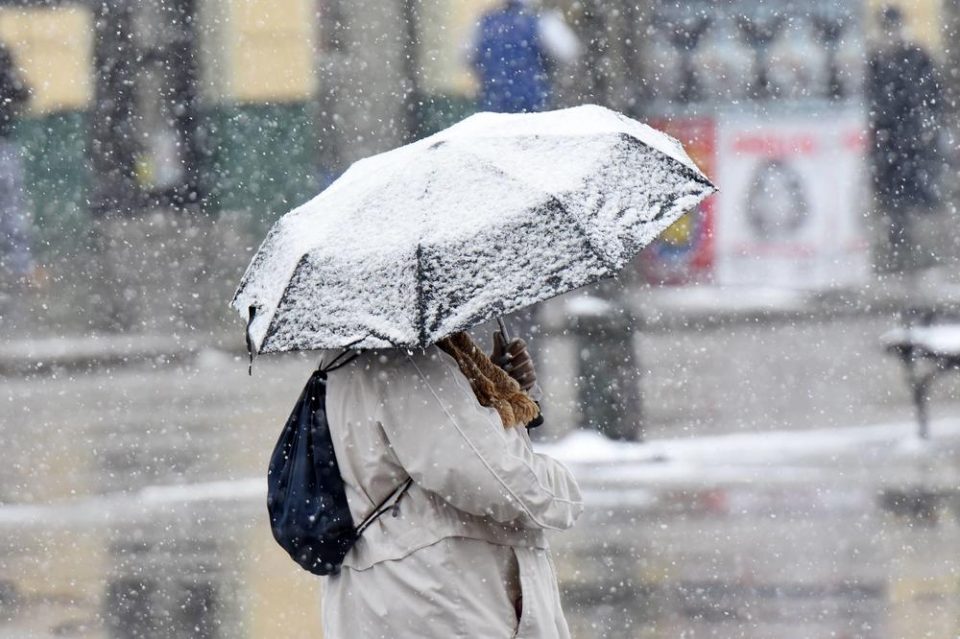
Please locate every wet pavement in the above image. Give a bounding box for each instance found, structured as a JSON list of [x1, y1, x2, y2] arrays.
[[2, 326, 960, 638], [549, 425, 960, 639]]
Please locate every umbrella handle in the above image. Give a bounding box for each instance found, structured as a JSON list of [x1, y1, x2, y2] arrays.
[[246, 305, 258, 376], [496, 316, 512, 342]]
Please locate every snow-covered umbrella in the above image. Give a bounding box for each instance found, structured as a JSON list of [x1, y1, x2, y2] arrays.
[[231, 104, 715, 355]]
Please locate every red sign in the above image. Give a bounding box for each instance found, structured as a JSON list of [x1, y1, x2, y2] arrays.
[[642, 116, 718, 285]]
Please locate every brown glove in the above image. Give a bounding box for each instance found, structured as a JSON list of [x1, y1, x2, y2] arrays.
[[492, 331, 537, 393]]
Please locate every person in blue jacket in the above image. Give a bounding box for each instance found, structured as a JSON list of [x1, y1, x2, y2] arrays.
[[470, 0, 579, 113]]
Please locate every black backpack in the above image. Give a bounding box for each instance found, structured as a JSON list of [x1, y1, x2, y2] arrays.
[[267, 351, 411, 575]]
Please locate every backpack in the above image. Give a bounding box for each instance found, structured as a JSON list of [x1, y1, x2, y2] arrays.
[[267, 351, 411, 575]]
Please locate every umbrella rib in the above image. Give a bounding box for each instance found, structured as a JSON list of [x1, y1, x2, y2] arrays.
[[257, 253, 312, 352], [451, 142, 619, 272], [415, 243, 428, 348], [545, 195, 619, 272], [629, 137, 715, 192], [229, 221, 285, 310]]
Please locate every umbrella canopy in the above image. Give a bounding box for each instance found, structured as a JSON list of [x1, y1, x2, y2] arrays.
[[232, 104, 715, 354]]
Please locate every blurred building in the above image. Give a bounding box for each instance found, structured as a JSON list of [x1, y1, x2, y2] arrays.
[[0, 3, 91, 257], [0, 0, 955, 272], [634, 0, 957, 288], [1, 0, 498, 245]]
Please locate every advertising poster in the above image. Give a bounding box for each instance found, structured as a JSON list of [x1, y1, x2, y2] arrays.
[[713, 110, 871, 289], [643, 116, 717, 285]]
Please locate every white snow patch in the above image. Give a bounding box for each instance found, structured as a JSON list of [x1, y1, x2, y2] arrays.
[[0, 479, 264, 528], [2, 334, 193, 362], [539, 422, 960, 489], [139, 478, 264, 504], [645, 285, 808, 315], [883, 324, 960, 355], [564, 294, 615, 317], [539, 420, 960, 467]]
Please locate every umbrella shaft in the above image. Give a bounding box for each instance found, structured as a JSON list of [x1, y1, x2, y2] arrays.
[[497, 316, 512, 341]]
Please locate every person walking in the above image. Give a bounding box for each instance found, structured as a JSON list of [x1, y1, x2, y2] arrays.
[[0, 41, 30, 287], [866, 6, 943, 272], [470, 0, 580, 114], [232, 105, 713, 637], [319, 330, 582, 638]]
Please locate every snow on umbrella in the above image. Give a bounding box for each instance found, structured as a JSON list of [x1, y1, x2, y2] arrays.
[[232, 104, 715, 355]]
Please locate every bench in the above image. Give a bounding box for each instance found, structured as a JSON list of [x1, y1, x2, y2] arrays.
[[883, 314, 960, 439]]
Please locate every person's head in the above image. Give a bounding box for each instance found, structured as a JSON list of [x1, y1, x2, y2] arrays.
[[880, 5, 905, 41]]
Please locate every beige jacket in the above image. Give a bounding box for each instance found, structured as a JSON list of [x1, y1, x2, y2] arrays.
[[319, 345, 583, 638]]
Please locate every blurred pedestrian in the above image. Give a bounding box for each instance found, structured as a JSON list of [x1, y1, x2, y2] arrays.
[[470, 0, 580, 114], [866, 6, 943, 272], [0, 41, 31, 287], [321, 332, 581, 637]]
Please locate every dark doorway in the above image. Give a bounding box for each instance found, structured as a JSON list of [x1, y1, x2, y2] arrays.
[[91, 0, 204, 215]]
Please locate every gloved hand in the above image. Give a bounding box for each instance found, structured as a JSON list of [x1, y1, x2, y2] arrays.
[[492, 331, 537, 393]]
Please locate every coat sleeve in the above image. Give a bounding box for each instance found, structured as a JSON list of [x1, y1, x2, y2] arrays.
[[374, 348, 582, 531]]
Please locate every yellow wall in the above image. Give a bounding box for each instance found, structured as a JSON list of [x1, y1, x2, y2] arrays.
[[865, 0, 943, 51], [0, 1, 946, 111], [245, 522, 324, 638], [0, 5, 94, 115], [418, 0, 500, 95], [215, 0, 317, 103]]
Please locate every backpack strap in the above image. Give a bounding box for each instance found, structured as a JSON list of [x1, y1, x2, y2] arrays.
[[355, 477, 414, 536], [318, 347, 411, 536]]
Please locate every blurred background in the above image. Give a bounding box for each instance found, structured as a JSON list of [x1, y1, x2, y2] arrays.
[[1, 0, 960, 637]]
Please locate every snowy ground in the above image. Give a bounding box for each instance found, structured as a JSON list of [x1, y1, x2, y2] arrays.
[[1, 376, 958, 637], [2, 306, 960, 637], [547, 420, 960, 639], [3, 418, 955, 529]]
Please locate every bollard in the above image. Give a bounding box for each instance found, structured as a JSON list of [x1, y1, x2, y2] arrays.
[[565, 295, 643, 441]]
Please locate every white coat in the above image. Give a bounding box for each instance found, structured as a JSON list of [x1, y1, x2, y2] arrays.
[[319, 345, 583, 638]]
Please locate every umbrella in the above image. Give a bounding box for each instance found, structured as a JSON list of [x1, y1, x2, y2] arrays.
[[232, 104, 715, 355]]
